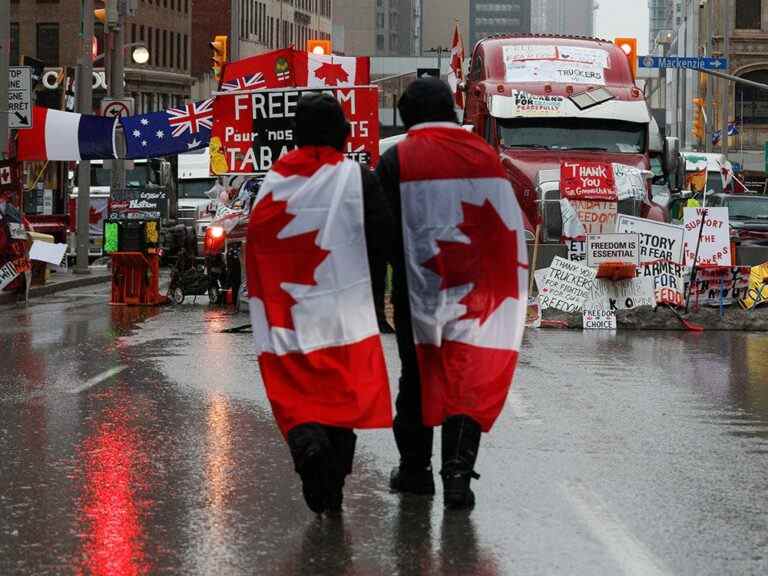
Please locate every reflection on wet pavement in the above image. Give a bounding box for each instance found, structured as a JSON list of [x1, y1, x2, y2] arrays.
[[1, 290, 767, 575]]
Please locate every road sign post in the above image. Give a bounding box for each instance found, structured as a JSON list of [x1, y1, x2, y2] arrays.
[[1, 0, 10, 157], [8, 67, 32, 129], [100, 97, 134, 119]]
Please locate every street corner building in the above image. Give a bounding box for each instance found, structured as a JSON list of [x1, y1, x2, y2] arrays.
[[245, 147, 392, 437], [398, 124, 529, 432]]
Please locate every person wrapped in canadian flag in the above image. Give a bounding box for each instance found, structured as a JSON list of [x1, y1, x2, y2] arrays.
[[375, 78, 528, 510], [246, 93, 393, 514]]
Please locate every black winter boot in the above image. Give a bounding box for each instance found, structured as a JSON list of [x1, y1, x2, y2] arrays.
[[287, 424, 333, 514], [390, 414, 435, 495], [325, 427, 357, 513], [440, 415, 482, 510]]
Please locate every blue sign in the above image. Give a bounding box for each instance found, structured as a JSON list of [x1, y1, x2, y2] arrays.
[[638, 56, 728, 70]]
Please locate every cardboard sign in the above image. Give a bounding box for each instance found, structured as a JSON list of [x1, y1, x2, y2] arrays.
[[567, 239, 586, 262], [8, 222, 28, 240], [740, 263, 768, 310], [586, 276, 656, 311], [687, 266, 751, 306], [29, 241, 67, 266], [640, 261, 685, 307], [540, 256, 596, 313], [211, 86, 380, 175], [508, 90, 565, 117], [573, 200, 617, 236], [612, 164, 646, 201], [616, 215, 685, 265], [0, 258, 30, 290], [583, 310, 617, 330], [586, 233, 640, 267], [560, 198, 586, 239], [534, 267, 550, 297], [561, 162, 616, 201], [683, 207, 731, 266]]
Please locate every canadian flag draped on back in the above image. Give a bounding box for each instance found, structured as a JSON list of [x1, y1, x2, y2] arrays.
[[398, 124, 528, 432], [246, 147, 392, 436]]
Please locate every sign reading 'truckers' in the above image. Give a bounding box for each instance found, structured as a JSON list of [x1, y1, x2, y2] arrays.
[[210, 86, 379, 175]]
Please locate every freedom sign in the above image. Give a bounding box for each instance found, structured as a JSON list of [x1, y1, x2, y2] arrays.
[[561, 162, 616, 201], [586, 233, 640, 267], [616, 215, 685, 265], [210, 86, 379, 175], [540, 256, 596, 313]]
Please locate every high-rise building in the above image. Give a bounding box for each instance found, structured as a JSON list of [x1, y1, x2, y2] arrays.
[[648, 0, 676, 50], [469, 0, 531, 46], [333, 0, 416, 56], [532, 0, 594, 37]]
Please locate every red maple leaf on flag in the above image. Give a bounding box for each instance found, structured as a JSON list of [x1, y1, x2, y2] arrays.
[[89, 206, 103, 225], [248, 193, 330, 330], [314, 62, 349, 86], [422, 200, 526, 326]]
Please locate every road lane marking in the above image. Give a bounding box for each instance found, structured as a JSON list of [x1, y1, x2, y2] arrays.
[[560, 482, 672, 576], [69, 366, 127, 394]]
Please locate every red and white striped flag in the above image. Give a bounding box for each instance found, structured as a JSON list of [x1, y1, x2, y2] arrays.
[[246, 147, 392, 436], [450, 22, 465, 108], [397, 124, 528, 432]]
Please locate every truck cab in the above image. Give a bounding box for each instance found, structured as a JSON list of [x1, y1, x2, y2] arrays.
[[463, 35, 667, 241]]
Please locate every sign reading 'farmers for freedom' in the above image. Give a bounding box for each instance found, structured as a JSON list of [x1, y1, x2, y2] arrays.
[[211, 86, 379, 174], [616, 215, 685, 264], [683, 207, 731, 266], [540, 256, 596, 313], [640, 260, 685, 307], [586, 233, 640, 267]]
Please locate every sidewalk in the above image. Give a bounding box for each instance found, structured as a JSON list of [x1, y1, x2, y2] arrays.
[[0, 267, 112, 305]]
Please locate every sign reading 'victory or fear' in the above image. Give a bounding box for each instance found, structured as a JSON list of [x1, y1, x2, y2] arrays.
[[210, 86, 379, 175]]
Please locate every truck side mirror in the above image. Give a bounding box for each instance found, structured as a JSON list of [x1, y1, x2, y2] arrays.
[[663, 136, 680, 179]]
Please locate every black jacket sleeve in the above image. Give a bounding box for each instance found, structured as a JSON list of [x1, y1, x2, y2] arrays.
[[360, 165, 393, 322]]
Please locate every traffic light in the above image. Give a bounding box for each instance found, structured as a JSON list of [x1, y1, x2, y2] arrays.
[[94, 8, 107, 24], [307, 39, 332, 56], [614, 37, 638, 79], [210, 35, 228, 82], [692, 97, 705, 141]]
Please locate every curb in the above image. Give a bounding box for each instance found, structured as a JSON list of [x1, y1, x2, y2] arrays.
[[0, 272, 112, 305]]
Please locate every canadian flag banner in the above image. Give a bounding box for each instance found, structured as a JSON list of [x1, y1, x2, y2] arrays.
[[221, 48, 370, 91], [246, 147, 392, 436], [450, 22, 465, 108], [398, 124, 529, 432]]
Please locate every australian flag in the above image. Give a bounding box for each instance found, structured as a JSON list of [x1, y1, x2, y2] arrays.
[[120, 99, 213, 159], [221, 73, 266, 92]]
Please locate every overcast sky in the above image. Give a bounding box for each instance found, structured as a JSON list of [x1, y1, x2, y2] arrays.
[[595, 0, 650, 54]]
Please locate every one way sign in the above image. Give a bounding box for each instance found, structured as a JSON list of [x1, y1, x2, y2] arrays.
[[8, 67, 32, 130]]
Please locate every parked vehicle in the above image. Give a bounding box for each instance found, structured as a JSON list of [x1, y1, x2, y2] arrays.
[[177, 148, 219, 255], [461, 34, 675, 241], [681, 152, 741, 195], [707, 193, 768, 245]]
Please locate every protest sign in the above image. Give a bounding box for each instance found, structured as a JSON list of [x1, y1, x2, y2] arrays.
[[573, 200, 617, 236], [583, 310, 617, 330], [540, 256, 596, 313], [586, 233, 640, 267], [561, 162, 616, 201], [534, 267, 550, 296], [0, 258, 30, 290], [640, 260, 686, 307], [29, 241, 67, 266], [740, 263, 768, 310], [616, 215, 685, 265], [683, 207, 731, 266], [560, 198, 586, 239], [567, 239, 586, 262], [211, 86, 379, 174], [686, 266, 751, 306], [586, 276, 656, 311], [612, 164, 646, 201]]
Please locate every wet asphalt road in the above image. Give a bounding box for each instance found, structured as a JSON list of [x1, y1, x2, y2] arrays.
[[1, 286, 768, 575]]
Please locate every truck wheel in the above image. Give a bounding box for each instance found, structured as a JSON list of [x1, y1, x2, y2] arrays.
[[171, 286, 185, 305]]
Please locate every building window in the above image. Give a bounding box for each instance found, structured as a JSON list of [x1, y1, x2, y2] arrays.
[[735, 0, 762, 30], [36, 23, 59, 66], [162, 30, 167, 67], [183, 34, 188, 71], [736, 70, 768, 124]]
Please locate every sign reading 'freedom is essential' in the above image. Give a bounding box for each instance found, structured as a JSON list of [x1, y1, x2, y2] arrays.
[[211, 86, 379, 175], [586, 233, 640, 267], [616, 215, 685, 265]]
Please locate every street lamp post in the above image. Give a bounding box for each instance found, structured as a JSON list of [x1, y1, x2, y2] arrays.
[[0, 0, 9, 161], [109, 8, 126, 195], [75, 0, 94, 274], [720, 0, 730, 156]]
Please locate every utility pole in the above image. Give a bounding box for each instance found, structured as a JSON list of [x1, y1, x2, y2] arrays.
[[0, 0, 9, 160], [706, 0, 714, 153], [230, 0, 241, 59], [109, 1, 126, 196], [720, 0, 730, 157], [75, 0, 95, 274], [681, 10, 687, 148]]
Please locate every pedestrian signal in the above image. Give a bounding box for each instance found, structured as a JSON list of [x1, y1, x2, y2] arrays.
[[615, 37, 638, 79]]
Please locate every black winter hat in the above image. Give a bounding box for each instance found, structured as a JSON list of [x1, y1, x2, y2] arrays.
[[294, 92, 351, 151], [398, 78, 458, 129]]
